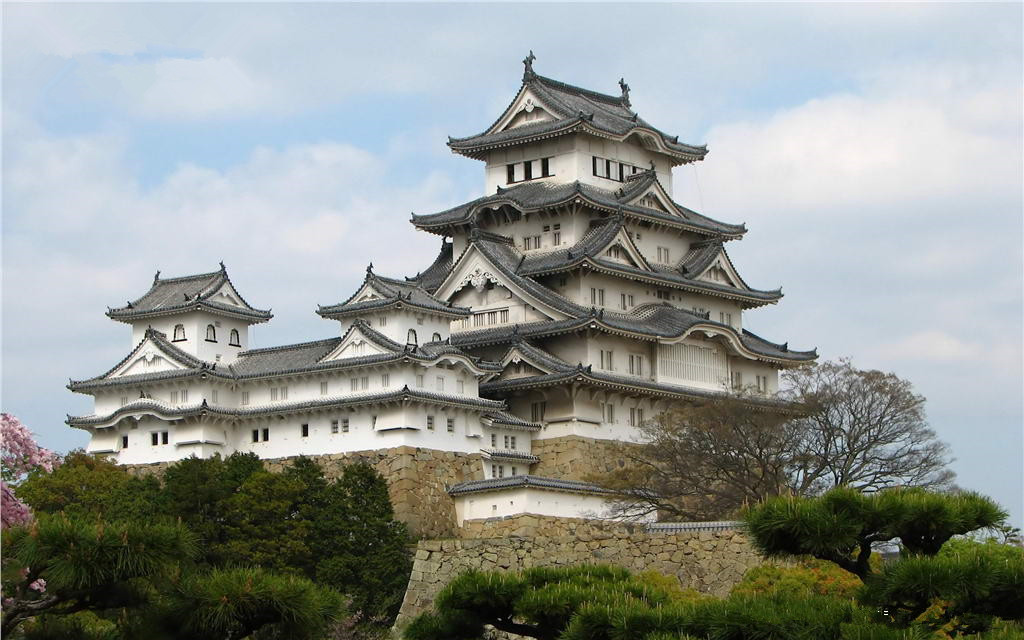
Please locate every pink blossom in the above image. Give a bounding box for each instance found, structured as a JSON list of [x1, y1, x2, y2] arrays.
[[1, 481, 32, 529], [28, 579, 46, 593], [1, 413, 61, 481]]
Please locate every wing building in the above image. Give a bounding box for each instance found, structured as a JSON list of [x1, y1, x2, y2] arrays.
[[69, 56, 815, 535]]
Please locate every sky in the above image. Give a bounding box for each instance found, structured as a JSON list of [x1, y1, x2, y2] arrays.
[[2, 3, 1021, 526]]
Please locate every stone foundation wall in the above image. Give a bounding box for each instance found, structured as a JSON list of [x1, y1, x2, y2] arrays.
[[125, 447, 482, 539], [395, 516, 762, 629], [529, 435, 636, 480]]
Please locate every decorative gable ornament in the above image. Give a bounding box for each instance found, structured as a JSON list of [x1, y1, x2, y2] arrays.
[[461, 268, 499, 293]]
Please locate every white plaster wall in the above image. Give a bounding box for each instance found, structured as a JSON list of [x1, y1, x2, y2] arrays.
[[484, 138, 575, 193], [453, 487, 614, 523], [130, 312, 250, 363], [334, 310, 453, 345], [572, 135, 674, 195]]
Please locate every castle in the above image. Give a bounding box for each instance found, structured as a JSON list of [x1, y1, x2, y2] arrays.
[[68, 54, 815, 533]]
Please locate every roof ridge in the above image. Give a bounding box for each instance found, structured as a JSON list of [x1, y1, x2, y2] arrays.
[[154, 269, 224, 284], [533, 74, 625, 107], [238, 336, 342, 356]]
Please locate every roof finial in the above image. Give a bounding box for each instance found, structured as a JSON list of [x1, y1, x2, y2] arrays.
[[366, 262, 374, 273], [153, 270, 161, 283], [219, 260, 226, 271], [649, 160, 656, 171], [619, 78, 631, 107], [522, 50, 536, 81]]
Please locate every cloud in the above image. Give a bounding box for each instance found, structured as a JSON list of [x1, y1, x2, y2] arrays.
[[879, 330, 980, 363]]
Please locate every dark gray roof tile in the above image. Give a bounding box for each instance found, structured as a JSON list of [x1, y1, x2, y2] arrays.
[[318, 269, 469, 318], [108, 265, 272, 323], [447, 474, 612, 496]]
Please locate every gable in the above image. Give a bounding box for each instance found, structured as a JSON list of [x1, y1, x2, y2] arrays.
[[319, 327, 389, 362], [208, 281, 244, 308], [350, 281, 387, 303], [597, 227, 651, 271], [496, 360, 549, 381], [626, 182, 682, 218], [435, 248, 568, 321], [109, 340, 188, 378], [494, 89, 558, 133], [696, 254, 743, 289]]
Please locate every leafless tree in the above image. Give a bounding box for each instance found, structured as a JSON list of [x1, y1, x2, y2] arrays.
[[594, 360, 954, 520]]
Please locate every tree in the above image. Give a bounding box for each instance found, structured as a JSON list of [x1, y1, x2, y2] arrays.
[[311, 462, 411, 622], [1, 413, 61, 529], [17, 451, 163, 523], [594, 360, 955, 520], [1, 514, 197, 636], [743, 487, 1021, 635], [783, 359, 954, 494]]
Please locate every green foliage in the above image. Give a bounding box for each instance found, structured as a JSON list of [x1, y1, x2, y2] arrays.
[[743, 487, 1007, 579], [310, 462, 411, 622], [17, 452, 164, 522], [634, 570, 709, 604], [731, 558, 864, 600]]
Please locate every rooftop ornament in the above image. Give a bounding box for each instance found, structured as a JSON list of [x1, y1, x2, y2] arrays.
[[522, 50, 536, 81], [619, 78, 631, 108]]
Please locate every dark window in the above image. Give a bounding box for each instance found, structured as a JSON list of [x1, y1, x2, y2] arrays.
[[121, 435, 128, 449], [161, 431, 168, 445], [262, 428, 269, 441], [342, 418, 350, 433], [619, 163, 626, 181], [301, 423, 309, 437], [252, 429, 259, 443], [205, 324, 217, 342], [523, 160, 533, 180], [229, 329, 241, 346], [605, 159, 612, 179], [173, 324, 186, 341], [432, 332, 441, 342], [592, 155, 598, 176], [506, 164, 515, 184], [407, 329, 417, 346], [541, 157, 550, 176], [151, 433, 159, 446]]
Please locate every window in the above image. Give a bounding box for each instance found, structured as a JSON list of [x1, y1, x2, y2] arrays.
[[170, 390, 179, 405], [407, 329, 417, 345], [151, 431, 168, 446], [490, 434, 497, 447], [432, 332, 442, 342], [629, 354, 644, 376], [416, 374, 424, 388], [656, 289, 671, 300], [211, 389, 218, 403], [592, 155, 640, 181], [630, 407, 645, 426], [511, 466, 518, 476], [456, 379, 464, 394], [719, 312, 733, 327], [206, 324, 217, 342], [381, 373, 390, 387], [531, 401, 546, 422], [121, 435, 128, 449], [731, 371, 744, 389], [320, 381, 328, 395], [447, 418, 455, 432], [436, 376, 444, 391], [600, 349, 615, 371], [603, 403, 615, 423], [504, 435, 510, 449], [506, 158, 552, 184], [301, 423, 309, 437], [342, 417, 350, 433], [487, 310, 497, 324], [262, 428, 269, 441], [151, 432, 159, 446], [553, 231, 561, 245], [181, 389, 188, 403], [270, 387, 278, 401], [506, 164, 515, 184], [331, 420, 339, 434], [120, 396, 129, 407], [427, 415, 435, 431], [657, 247, 671, 263], [172, 324, 185, 341], [497, 465, 505, 478], [541, 157, 551, 177], [756, 375, 768, 393], [252, 429, 259, 443], [510, 436, 517, 449], [162, 431, 169, 445], [523, 159, 533, 180], [361, 377, 368, 390], [241, 391, 250, 405], [371, 415, 377, 429], [379, 316, 388, 327], [351, 378, 359, 391], [590, 288, 605, 306], [229, 329, 241, 346], [491, 464, 497, 478]]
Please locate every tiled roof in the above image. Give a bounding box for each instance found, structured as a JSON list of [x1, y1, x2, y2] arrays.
[[406, 240, 455, 293], [68, 387, 507, 427], [448, 73, 707, 166], [482, 412, 543, 432], [107, 264, 272, 323], [647, 521, 742, 533], [318, 268, 469, 319], [411, 174, 745, 238], [447, 474, 612, 496], [482, 449, 541, 464]]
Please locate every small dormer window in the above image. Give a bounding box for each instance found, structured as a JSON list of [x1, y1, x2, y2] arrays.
[[229, 329, 241, 347], [172, 324, 185, 342], [205, 324, 217, 342], [432, 332, 442, 342], [407, 329, 417, 346]]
